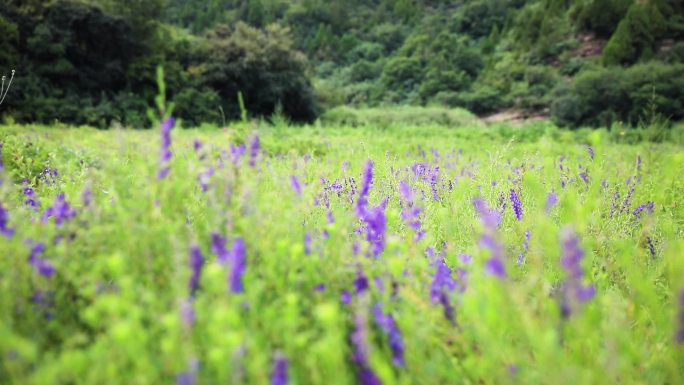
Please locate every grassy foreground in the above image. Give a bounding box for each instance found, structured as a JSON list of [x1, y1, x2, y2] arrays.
[[1, 122, 683, 384]]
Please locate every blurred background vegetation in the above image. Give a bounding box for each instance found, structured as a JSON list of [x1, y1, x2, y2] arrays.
[[0, 0, 682, 129]]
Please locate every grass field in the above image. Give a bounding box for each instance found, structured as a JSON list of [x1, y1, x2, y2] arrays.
[[1, 121, 683, 384]]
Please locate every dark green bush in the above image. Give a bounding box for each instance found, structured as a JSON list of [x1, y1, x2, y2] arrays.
[[551, 63, 684, 127]]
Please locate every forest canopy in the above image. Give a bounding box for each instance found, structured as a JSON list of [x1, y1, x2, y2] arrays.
[[0, 0, 682, 128]]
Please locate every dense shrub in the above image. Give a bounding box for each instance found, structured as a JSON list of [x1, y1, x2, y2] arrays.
[[551, 63, 684, 127], [602, 3, 667, 66]]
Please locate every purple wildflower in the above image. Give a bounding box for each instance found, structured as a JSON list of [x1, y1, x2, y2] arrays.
[[430, 259, 457, 322], [82, 187, 92, 207], [40, 167, 59, 185], [0, 202, 14, 237], [42, 193, 76, 227], [314, 283, 326, 292], [23, 183, 39, 208], [621, 179, 636, 214], [357, 160, 374, 212], [518, 230, 531, 265], [399, 181, 424, 241], [473, 197, 501, 230], [230, 143, 246, 164], [229, 238, 246, 293], [545, 191, 558, 213], [28, 242, 55, 278], [341, 290, 352, 304], [677, 288, 684, 344], [633, 202, 654, 218], [351, 312, 382, 385], [355, 163, 387, 257], [509, 188, 523, 221], [198, 166, 214, 192], [579, 172, 589, 185], [354, 270, 369, 294], [304, 233, 312, 255], [271, 352, 289, 385], [587, 146, 594, 160], [559, 228, 596, 318], [176, 359, 199, 385], [373, 304, 405, 367], [360, 203, 387, 257], [180, 298, 195, 327], [474, 198, 506, 278], [429, 167, 440, 201], [188, 245, 204, 297], [211, 233, 230, 264], [290, 176, 302, 196], [158, 117, 174, 179], [248, 134, 260, 167]]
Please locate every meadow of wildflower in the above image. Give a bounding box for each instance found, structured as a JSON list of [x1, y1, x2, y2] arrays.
[[0, 120, 683, 385]]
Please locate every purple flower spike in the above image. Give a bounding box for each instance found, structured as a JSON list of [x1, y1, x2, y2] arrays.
[[198, 166, 214, 192], [357, 160, 374, 212], [23, 183, 39, 208], [249, 134, 260, 167], [587, 146, 594, 160], [484, 257, 506, 279], [290, 175, 302, 196], [28, 242, 55, 278], [229, 238, 246, 293], [373, 304, 405, 367], [304, 233, 312, 255], [559, 228, 595, 318], [399, 181, 425, 241], [180, 298, 195, 327], [42, 193, 77, 227], [545, 191, 558, 213], [509, 188, 523, 221], [430, 259, 457, 322], [579, 172, 589, 185], [158, 117, 175, 180], [354, 270, 369, 294], [188, 246, 204, 297], [473, 197, 501, 230], [479, 233, 507, 279], [271, 352, 289, 385], [351, 312, 382, 385], [518, 230, 531, 265], [0, 202, 14, 237], [176, 359, 199, 385], [82, 187, 93, 207], [361, 203, 387, 257], [341, 290, 352, 304], [633, 202, 654, 218], [211, 233, 230, 264], [230, 143, 246, 164]]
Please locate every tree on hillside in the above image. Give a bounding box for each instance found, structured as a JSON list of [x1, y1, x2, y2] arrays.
[[200, 22, 317, 122]]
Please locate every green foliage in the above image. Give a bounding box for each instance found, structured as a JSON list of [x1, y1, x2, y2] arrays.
[[570, 0, 632, 37], [2, 0, 684, 127], [551, 62, 684, 127], [200, 22, 317, 123], [1, 123, 684, 383], [602, 2, 668, 66]]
